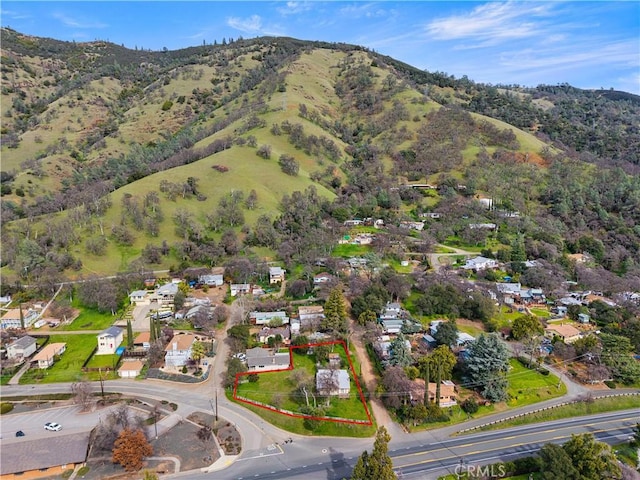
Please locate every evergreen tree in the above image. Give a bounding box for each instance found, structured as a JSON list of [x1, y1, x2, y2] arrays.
[[563, 433, 621, 480], [191, 340, 206, 367], [389, 333, 412, 367], [19, 304, 24, 330], [538, 443, 579, 480], [351, 427, 396, 480], [463, 334, 510, 402], [127, 319, 134, 348], [434, 320, 458, 347], [321, 287, 348, 333]]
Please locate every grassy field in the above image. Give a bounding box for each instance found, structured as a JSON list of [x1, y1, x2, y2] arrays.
[[332, 243, 372, 258], [506, 358, 567, 408], [85, 353, 121, 369], [529, 307, 550, 318], [19, 334, 97, 384], [235, 346, 371, 423], [475, 395, 640, 432], [59, 307, 118, 331]]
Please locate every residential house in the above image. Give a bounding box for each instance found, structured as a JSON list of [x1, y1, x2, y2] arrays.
[[7, 335, 37, 360], [316, 369, 350, 398], [1, 308, 39, 330], [399, 221, 425, 231], [199, 274, 224, 287], [250, 311, 289, 325], [421, 334, 437, 348], [343, 219, 363, 227], [567, 253, 592, 264], [462, 256, 498, 271], [347, 257, 368, 269], [258, 325, 291, 345], [298, 306, 325, 324], [380, 319, 404, 334], [164, 333, 197, 368], [0, 432, 90, 479], [230, 283, 251, 297], [32, 343, 66, 369], [155, 283, 179, 306], [245, 347, 290, 371], [409, 379, 457, 407], [118, 359, 145, 378], [269, 266, 286, 284], [133, 331, 151, 351], [456, 332, 476, 346], [185, 305, 212, 320], [469, 223, 497, 230], [578, 313, 590, 324], [96, 327, 124, 355], [313, 273, 334, 285], [544, 324, 581, 344], [128, 290, 149, 305], [328, 353, 342, 368], [374, 336, 392, 360]]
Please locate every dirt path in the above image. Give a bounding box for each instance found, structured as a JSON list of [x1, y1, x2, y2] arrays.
[[349, 320, 406, 438]]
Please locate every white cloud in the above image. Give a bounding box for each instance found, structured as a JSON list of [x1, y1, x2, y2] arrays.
[[277, 1, 314, 16], [227, 14, 262, 33], [52, 12, 107, 29], [1, 9, 31, 20], [339, 3, 394, 19], [425, 1, 555, 44], [226, 15, 284, 36]]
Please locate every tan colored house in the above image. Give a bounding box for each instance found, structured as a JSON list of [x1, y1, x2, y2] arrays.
[[545, 324, 581, 344], [32, 343, 66, 369], [410, 379, 457, 407]]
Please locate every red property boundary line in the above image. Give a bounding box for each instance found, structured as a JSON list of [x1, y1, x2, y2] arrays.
[[233, 340, 373, 426]]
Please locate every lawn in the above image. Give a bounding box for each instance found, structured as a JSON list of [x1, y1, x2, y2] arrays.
[[529, 308, 550, 318], [506, 358, 567, 408], [236, 345, 368, 435], [59, 306, 118, 331], [85, 353, 121, 369], [332, 243, 372, 258], [19, 334, 97, 384]]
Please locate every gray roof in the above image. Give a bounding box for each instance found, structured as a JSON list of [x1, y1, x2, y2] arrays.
[[99, 326, 123, 337], [316, 369, 350, 390], [9, 335, 36, 349], [157, 283, 179, 295], [245, 347, 290, 368], [1, 432, 90, 474]]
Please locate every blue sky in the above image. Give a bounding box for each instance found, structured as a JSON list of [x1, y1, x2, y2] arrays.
[[2, 1, 639, 93]]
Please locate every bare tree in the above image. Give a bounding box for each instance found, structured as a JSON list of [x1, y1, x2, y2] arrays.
[[71, 380, 94, 412]]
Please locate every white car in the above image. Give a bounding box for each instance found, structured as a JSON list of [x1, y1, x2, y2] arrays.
[[44, 422, 62, 432]]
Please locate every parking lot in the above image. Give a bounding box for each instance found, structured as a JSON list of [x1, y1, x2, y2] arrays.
[[0, 405, 111, 443]]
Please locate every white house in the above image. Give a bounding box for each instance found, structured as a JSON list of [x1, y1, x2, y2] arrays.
[[462, 256, 497, 271], [32, 343, 66, 369], [316, 369, 350, 398], [250, 311, 289, 325], [164, 333, 197, 368], [269, 266, 286, 284], [97, 327, 124, 355], [298, 306, 325, 323], [313, 273, 333, 285], [128, 290, 149, 305], [230, 283, 251, 296], [1, 308, 39, 330], [199, 274, 224, 287], [118, 360, 145, 378], [155, 283, 179, 305], [7, 336, 37, 360]]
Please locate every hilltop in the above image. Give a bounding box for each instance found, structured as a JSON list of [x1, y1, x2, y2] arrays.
[[1, 28, 639, 285]]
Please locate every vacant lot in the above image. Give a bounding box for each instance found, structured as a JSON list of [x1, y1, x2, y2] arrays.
[[506, 358, 567, 408]]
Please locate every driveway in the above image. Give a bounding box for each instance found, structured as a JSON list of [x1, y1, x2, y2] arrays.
[[131, 302, 153, 332]]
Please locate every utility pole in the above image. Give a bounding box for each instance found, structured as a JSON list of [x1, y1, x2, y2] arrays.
[[215, 389, 218, 422], [98, 368, 105, 398]]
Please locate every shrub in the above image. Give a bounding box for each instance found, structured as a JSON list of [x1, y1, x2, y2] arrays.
[[461, 397, 479, 415], [0, 403, 14, 414], [538, 368, 550, 376], [604, 380, 616, 389], [248, 373, 259, 383], [77, 466, 90, 476], [161, 100, 173, 111], [181, 365, 188, 374]]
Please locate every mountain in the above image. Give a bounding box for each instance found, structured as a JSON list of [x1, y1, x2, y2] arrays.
[[1, 28, 639, 289]]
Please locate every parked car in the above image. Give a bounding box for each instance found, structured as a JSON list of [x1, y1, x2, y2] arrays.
[[44, 422, 62, 431], [15, 430, 25, 437]]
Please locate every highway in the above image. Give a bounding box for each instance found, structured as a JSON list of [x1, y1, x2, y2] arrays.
[[2, 381, 638, 480]]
